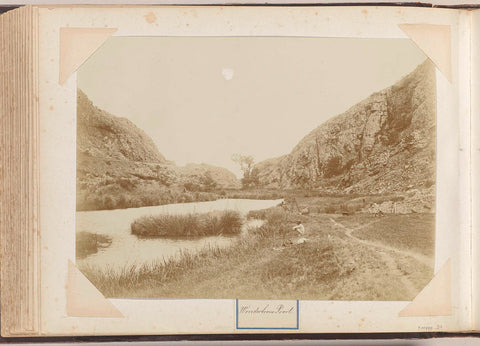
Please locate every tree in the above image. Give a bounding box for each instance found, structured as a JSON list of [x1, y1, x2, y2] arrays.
[[245, 167, 260, 188], [232, 154, 259, 189], [200, 171, 217, 191]]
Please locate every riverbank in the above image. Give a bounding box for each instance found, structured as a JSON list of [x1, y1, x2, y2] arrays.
[[79, 199, 435, 300], [77, 186, 420, 212], [76, 198, 282, 272], [78, 209, 341, 299]]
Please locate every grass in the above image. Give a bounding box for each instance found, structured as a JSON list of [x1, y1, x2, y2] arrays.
[[393, 251, 433, 294], [78, 245, 231, 297], [76, 232, 112, 259], [292, 193, 406, 215], [240, 191, 407, 216], [79, 217, 342, 299], [347, 213, 436, 258], [218, 188, 371, 201], [223, 190, 286, 200], [130, 210, 243, 237], [79, 195, 435, 300], [247, 206, 285, 220], [325, 237, 410, 301]]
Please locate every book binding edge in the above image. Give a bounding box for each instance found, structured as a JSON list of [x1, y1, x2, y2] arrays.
[[0, 5, 41, 337]]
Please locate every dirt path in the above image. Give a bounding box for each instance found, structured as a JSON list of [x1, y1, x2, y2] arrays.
[[329, 218, 433, 267], [329, 217, 430, 298]]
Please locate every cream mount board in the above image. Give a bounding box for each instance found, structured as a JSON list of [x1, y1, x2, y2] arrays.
[[0, 5, 474, 336]]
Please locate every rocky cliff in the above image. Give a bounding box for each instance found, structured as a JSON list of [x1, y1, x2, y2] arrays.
[[77, 90, 239, 210], [255, 60, 436, 195], [77, 89, 167, 164]]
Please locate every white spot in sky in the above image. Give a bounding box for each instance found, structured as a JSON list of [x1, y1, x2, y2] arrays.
[[222, 68, 234, 81]]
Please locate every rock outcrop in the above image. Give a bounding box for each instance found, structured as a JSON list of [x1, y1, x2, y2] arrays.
[[255, 60, 436, 195], [77, 90, 240, 210], [77, 89, 167, 164]]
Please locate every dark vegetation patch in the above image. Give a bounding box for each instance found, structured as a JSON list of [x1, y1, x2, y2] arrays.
[[76, 232, 112, 259], [130, 210, 243, 238], [77, 176, 218, 211]]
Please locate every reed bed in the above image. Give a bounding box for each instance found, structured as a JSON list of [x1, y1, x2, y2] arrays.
[[131, 210, 243, 237], [78, 223, 339, 299], [78, 238, 256, 297]]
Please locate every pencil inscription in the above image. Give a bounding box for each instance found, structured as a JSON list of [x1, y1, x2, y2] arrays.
[[240, 304, 295, 315]]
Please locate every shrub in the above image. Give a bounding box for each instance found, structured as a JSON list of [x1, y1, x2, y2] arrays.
[[200, 171, 218, 191], [324, 205, 337, 214], [390, 196, 406, 202], [102, 196, 115, 209], [131, 210, 243, 238], [117, 178, 137, 191], [76, 232, 112, 259], [217, 211, 244, 235], [247, 207, 285, 222], [116, 194, 128, 209], [184, 181, 201, 192]]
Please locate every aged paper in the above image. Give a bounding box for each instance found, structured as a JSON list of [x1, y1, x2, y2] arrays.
[[37, 6, 469, 335]]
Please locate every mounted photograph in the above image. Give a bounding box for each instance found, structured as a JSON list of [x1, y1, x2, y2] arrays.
[[75, 36, 436, 301]]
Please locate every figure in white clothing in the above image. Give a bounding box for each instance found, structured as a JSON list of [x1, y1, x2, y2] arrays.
[[292, 221, 308, 244], [293, 221, 304, 234]]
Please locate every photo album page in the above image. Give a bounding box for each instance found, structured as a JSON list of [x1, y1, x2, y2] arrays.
[[0, 4, 474, 336]]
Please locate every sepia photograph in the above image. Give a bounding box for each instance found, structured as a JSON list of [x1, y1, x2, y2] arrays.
[[75, 37, 436, 301]]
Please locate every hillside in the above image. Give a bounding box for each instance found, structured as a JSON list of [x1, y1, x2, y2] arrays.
[[255, 60, 436, 197], [174, 163, 241, 189], [77, 90, 167, 163], [77, 90, 239, 211]]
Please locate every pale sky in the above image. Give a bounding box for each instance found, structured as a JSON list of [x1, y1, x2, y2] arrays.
[[78, 37, 426, 177]]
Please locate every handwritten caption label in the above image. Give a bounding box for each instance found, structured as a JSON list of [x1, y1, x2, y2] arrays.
[[236, 300, 298, 329]]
